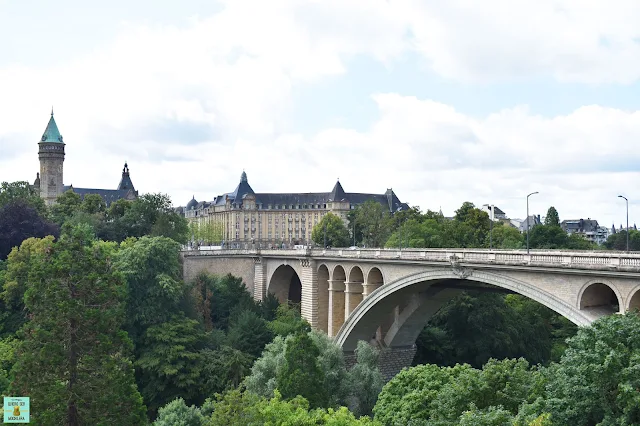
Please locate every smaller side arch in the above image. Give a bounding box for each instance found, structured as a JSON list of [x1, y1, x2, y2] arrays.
[[627, 284, 640, 312], [331, 265, 346, 281], [364, 267, 384, 297], [577, 279, 623, 314], [348, 266, 364, 284]]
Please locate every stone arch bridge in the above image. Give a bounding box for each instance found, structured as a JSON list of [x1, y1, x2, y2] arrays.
[[182, 248, 640, 377]]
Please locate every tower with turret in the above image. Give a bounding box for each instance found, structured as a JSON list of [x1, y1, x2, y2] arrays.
[[37, 110, 65, 205]]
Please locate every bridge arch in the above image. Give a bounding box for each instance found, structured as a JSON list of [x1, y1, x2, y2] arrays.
[[627, 285, 640, 311], [364, 267, 384, 296], [268, 264, 302, 305], [335, 268, 593, 352], [576, 279, 623, 315]]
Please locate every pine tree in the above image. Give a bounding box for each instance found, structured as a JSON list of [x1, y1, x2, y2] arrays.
[[9, 225, 147, 425], [276, 331, 328, 408], [544, 207, 560, 227]]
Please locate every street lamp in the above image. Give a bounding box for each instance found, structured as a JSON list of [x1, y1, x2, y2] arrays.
[[618, 195, 629, 252], [526, 192, 539, 254]]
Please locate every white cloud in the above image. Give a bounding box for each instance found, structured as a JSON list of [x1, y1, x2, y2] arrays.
[[404, 0, 640, 83], [2, 0, 640, 229]]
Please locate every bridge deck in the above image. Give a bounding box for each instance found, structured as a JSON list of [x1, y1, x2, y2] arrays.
[[183, 247, 640, 272]]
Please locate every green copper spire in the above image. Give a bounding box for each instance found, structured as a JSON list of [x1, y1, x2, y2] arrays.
[[40, 109, 64, 143]]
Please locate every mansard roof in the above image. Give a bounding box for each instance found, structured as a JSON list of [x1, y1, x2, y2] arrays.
[[40, 110, 64, 143], [201, 172, 409, 212]]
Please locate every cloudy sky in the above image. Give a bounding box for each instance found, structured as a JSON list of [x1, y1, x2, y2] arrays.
[[2, 0, 640, 226]]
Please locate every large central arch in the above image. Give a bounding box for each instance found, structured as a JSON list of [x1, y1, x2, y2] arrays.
[[335, 268, 593, 352], [268, 264, 302, 305]]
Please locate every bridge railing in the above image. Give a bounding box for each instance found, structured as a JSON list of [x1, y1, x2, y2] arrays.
[[182, 247, 640, 271]]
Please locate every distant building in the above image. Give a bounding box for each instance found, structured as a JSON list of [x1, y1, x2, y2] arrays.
[[181, 171, 408, 247], [481, 205, 508, 221], [517, 215, 542, 233], [32, 110, 138, 206], [561, 219, 608, 245]]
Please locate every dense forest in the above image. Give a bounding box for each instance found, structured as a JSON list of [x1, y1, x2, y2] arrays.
[[1, 181, 639, 425]]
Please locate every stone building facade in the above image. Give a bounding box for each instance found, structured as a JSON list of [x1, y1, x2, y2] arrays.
[[180, 171, 408, 247], [32, 111, 138, 206]]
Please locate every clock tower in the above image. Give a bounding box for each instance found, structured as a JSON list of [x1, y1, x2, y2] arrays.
[[38, 109, 65, 205]]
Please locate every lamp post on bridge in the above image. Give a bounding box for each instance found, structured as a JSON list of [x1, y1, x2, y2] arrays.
[[618, 195, 629, 252], [526, 192, 539, 254]]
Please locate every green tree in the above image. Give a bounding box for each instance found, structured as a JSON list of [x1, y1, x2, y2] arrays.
[[0, 200, 59, 260], [311, 212, 350, 247], [454, 201, 476, 222], [532, 313, 640, 425], [154, 398, 205, 426], [486, 223, 523, 249], [116, 236, 185, 346], [0, 181, 46, 215], [346, 341, 384, 417], [374, 363, 471, 425], [268, 303, 311, 337], [9, 225, 147, 425], [151, 210, 189, 244], [201, 346, 254, 394], [0, 337, 18, 394], [458, 405, 514, 426], [354, 200, 393, 248], [50, 189, 82, 224], [209, 273, 257, 331], [244, 335, 288, 398], [374, 359, 540, 425], [544, 207, 560, 227], [605, 229, 640, 251], [277, 331, 329, 408], [208, 389, 381, 426], [81, 193, 107, 214], [414, 292, 557, 367], [528, 224, 569, 249], [245, 331, 347, 407], [226, 310, 273, 359], [0, 236, 56, 335], [135, 315, 208, 416]]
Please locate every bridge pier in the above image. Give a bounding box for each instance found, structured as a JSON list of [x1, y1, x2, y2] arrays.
[[344, 281, 363, 320], [300, 259, 318, 329], [253, 258, 266, 301], [328, 279, 345, 337]]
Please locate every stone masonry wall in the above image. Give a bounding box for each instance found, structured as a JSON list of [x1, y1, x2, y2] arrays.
[[182, 256, 256, 297], [344, 345, 417, 382]]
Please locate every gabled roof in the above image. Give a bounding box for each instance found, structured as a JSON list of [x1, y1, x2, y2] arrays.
[[40, 111, 64, 143], [329, 180, 346, 201], [117, 163, 135, 190]]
